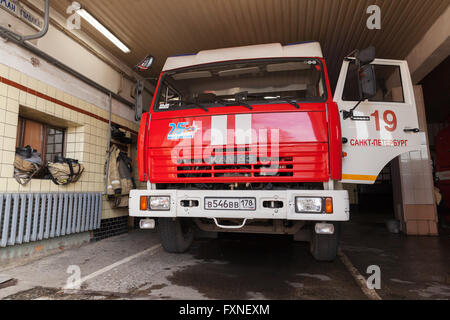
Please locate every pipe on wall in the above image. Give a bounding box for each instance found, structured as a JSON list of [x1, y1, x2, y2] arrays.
[[0, 0, 135, 109], [0, 0, 49, 42]]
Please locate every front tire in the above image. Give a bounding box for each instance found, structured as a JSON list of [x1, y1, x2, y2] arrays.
[[310, 222, 340, 262], [159, 218, 194, 253]]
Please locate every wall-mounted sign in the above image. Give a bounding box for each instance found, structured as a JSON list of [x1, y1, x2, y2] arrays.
[[0, 0, 43, 30]]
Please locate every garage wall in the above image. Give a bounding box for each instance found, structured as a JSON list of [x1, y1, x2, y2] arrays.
[[0, 5, 153, 112], [0, 4, 148, 228], [0, 62, 140, 220]]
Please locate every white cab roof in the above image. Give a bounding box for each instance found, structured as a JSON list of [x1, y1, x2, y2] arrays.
[[163, 42, 323, 72]]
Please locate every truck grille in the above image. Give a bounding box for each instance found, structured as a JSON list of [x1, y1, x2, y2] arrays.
[[177, 157, 294, 178], [149, 143, 329, 183]]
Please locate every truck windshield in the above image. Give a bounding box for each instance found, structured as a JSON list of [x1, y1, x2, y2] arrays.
[[155, 59, 327, 111]]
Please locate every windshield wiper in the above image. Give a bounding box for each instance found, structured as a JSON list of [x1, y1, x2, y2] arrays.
[[234, 91, 254, 110], [264, 96, 300, 109], [236, 101, 253, 110], [282, 99, 300, 109]]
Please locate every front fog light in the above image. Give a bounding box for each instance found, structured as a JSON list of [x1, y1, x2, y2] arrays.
[[296, 197, 323, 213], [150, 196, 170, 210], [315, 223, 335, 235]]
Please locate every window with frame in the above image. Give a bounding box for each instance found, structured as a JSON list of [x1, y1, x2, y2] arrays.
[[342, 64, 405, 103], [16, 117, 66, 164]]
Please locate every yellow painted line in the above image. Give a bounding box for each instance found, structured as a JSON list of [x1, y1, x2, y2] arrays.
[[342, 174, 377, 182]]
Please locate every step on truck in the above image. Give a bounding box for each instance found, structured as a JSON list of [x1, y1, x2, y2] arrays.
[[130, 42, 424, 261]]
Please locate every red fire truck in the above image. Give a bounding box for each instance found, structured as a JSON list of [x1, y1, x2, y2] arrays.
[[130, 42, 423, 261]]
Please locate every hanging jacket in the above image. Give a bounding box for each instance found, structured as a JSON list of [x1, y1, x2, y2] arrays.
[[117, 152, 133, 195], [106, 145, 122, 195], [106, 145, 134, 196]]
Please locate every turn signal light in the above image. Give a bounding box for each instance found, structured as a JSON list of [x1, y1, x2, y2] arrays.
[[140, 196, 148, 211], [325, 197, 333, 214]]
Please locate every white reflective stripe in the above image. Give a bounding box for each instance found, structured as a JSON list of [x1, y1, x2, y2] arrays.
[[211, 115, 228, 145], [235, 114, 252, 145]]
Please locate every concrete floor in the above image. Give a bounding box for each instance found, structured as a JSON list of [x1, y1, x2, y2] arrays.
[[0, 214, 449, 300]]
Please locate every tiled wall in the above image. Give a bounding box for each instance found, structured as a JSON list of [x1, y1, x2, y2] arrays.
[[391, 85, 438, 236], [92, 216, 129, 241], [399, 147, 435, 206], [0, 63, 141, 220]]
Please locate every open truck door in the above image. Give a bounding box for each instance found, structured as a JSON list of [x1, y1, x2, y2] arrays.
[[334, 55, 425, 184]]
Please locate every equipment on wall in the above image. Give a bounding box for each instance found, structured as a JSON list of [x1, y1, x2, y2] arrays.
[[47, 156, 85, 185], [13, 146, 43, 185], [111, 124, 132, 145], [14, 146, 84, 186], [105, 144, 134, 208]]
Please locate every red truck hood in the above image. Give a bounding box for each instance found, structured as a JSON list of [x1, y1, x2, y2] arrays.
[[142, 103, 332, 183]]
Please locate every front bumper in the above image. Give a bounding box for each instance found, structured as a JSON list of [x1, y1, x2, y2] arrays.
[[129, 189, 350, 222]]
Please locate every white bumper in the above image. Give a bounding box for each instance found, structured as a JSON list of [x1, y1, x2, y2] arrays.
[[129, 189, 350, 222]]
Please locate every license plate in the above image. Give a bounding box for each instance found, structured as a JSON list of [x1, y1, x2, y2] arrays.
[[204, 197, 256, 211]]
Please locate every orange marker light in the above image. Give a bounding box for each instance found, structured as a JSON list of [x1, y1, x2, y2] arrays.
[[140, 196, 148, 211], [325, 198, 333, 214]]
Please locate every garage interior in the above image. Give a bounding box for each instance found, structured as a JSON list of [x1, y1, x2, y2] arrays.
[[0, 0, 449, 300]]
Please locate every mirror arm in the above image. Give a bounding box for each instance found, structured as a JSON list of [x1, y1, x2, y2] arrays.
[[344, 49, 359, 61], [342, 99, 370, 121], [343, 101, 360, 120]]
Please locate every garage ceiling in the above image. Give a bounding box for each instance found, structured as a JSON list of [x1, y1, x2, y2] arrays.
[[48, 0, 449, 88]]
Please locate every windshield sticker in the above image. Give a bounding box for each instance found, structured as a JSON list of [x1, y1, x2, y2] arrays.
[[168, 122, 199, 140], [159, 103, 170, 109]]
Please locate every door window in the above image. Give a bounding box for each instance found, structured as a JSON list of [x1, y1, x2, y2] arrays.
[[342, 64, 405, 103]]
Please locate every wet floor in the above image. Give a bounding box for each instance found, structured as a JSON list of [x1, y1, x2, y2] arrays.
[[1, 214, 449, 300], [165, 234, 366, 300]]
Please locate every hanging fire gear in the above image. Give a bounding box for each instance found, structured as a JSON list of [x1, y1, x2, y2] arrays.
[[106, 145, 134, 207], [117, 152, 134, 195], [13, 146, 43, 185], [47, 156, 84, 185], [106, 145, 122, 195], [111, 124, 132, 145]]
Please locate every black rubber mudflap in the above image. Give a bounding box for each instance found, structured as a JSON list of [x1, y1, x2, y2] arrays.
[[310, 222, 340, 262]]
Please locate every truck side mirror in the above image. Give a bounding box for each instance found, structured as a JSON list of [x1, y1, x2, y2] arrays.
[[359, 64, 377, 99], [343, 63, 377, 120], [136, 54, 155, 72], [358, 46, 375, 66]]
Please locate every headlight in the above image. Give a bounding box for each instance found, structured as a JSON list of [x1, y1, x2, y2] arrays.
[[149, 196, 170, 210], [296, 197, 323, 213]]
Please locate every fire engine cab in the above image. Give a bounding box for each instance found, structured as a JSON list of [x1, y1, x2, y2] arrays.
[[130, 42, 423, 261]]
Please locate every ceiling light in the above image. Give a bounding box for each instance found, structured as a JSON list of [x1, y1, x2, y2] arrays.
[[76, 8, 130, 53]]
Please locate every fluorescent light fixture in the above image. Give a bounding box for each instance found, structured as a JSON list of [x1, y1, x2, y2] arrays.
[[76, 8, 130, 53]]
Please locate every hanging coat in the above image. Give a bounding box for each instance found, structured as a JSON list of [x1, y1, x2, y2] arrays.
[[117, 152, 133, 195], [106, 145, 122, 195]]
